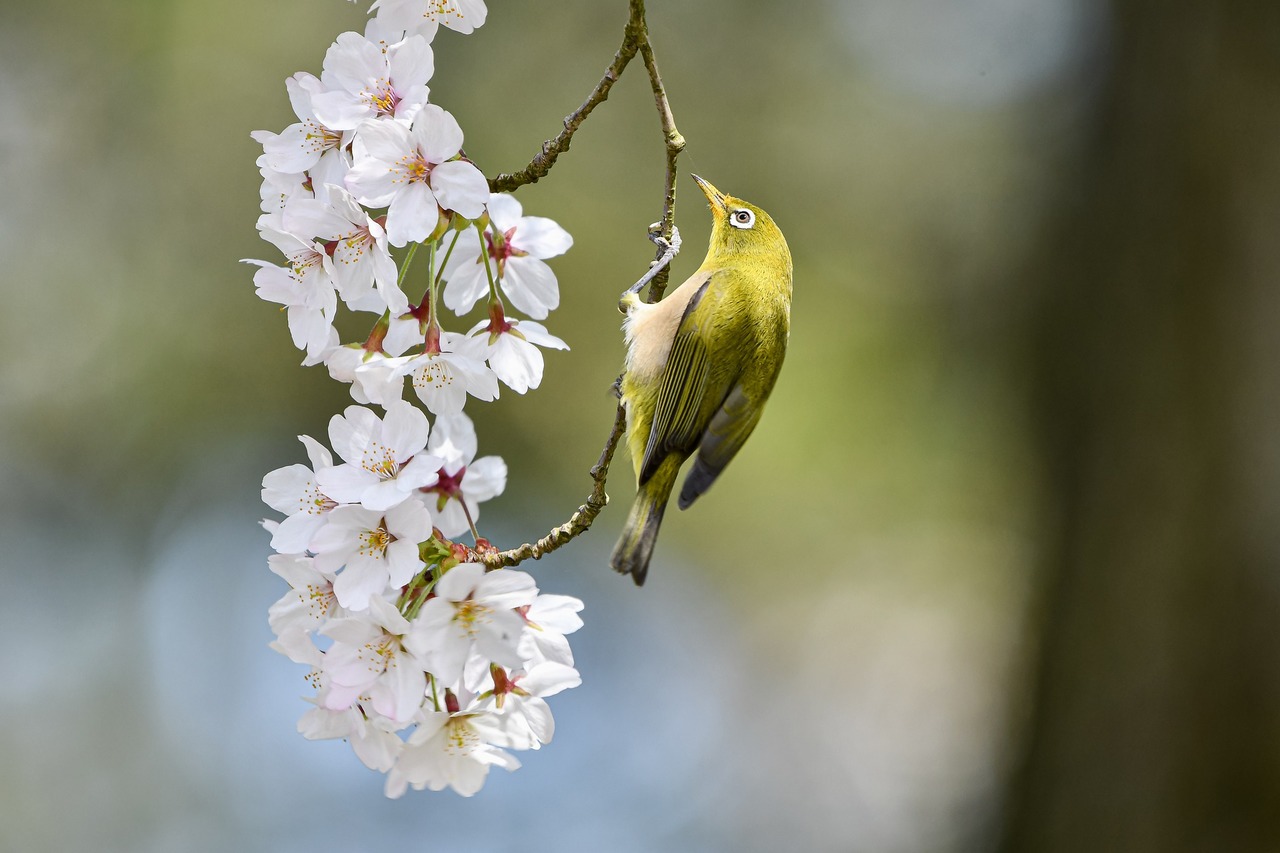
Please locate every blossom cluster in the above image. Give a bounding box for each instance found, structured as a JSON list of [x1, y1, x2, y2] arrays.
[[248, 0, 583, 797]]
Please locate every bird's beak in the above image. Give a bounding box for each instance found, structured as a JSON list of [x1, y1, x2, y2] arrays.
[[691, 174, 728, 217]]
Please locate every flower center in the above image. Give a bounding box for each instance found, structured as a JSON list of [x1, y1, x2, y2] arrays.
[[407, 155, 434, 184], [363, 440, 398, 480], [303, 120, 342, 155], [414, 357, 454, 391], [443, 717, 480, 755], [360, 635, 396, 674], [303, 582, 336, 619], [359, 522, 392, 557], [452, 598, 491, 637], [366, 79, 400, 117], [483, 227, 527, 279]]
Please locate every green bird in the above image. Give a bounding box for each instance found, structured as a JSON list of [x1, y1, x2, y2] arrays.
[[610, 175, 793, 585]]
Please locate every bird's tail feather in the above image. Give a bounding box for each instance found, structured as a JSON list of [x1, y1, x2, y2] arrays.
[[610, 456, 681, 586]]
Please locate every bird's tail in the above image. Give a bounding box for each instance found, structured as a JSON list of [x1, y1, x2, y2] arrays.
[[610, 455, 681, 586]]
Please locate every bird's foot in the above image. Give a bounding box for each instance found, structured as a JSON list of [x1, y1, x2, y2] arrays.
[[619, 222, 681, 309]]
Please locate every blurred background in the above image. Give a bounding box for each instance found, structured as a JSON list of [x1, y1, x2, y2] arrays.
[[2, 0, 1279, 850]]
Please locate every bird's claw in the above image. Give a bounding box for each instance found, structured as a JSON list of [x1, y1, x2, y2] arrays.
[[647, 224, 680, 257], [620, 222, 682, 303]]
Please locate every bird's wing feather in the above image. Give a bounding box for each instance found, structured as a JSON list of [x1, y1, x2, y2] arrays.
[[638, 278, 717, 484], [677, 384, 762, 509]]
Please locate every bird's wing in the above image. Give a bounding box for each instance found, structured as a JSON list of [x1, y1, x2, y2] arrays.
[[677, 383, 762, 510], [638, 278, 719, 485]]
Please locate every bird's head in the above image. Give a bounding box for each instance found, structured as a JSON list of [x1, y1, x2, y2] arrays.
[[692, 174, 789, 264]]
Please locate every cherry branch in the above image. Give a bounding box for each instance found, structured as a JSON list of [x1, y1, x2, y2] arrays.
[[479, 0, 684, 570]]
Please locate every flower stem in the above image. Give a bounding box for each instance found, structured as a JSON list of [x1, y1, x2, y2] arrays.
[[477, 223, 501, 304], [397, 242, 420, 290]]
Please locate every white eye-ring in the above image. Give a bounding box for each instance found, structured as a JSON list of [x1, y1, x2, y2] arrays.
[[730, 209, 755, 229]]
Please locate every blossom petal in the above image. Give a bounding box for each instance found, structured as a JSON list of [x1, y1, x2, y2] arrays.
[[388, 35, 435, 91], [520, 662, 582, 698], [431, 160, 489, 219], [514, 216, 573, 259], [500, 257, 559, 319], [411, 104, 463, 164], [486, 194, 522, 231], [386, 182, 440, 247]]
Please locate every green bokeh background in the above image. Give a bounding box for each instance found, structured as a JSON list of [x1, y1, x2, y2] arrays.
[[4, 1, 1278, 851]]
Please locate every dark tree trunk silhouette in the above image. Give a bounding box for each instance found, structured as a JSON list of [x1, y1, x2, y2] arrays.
[[1000, 2, 1280, 851]]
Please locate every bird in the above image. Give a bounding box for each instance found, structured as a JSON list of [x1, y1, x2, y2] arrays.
[[610, 175, 793, 585]]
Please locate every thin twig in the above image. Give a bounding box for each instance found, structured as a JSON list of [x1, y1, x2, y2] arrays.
[[479, 0, 684, 570], [635, 3, 685, 302]]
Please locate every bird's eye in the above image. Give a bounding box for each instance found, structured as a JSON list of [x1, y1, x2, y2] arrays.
[[730, 209, 755, 229]]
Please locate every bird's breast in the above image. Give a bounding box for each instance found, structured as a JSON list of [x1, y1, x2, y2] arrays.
[[623, 270, 710, 383]]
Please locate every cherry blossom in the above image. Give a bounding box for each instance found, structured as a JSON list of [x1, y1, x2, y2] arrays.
[[260, 434, 337, 554], [298, 704, 406, 772], [404, 563, 536, 690], [311, 499, 432, 610], [442, 193, 573, 319], [320, 597, 428, 721], [284, 186, 404, 314], [395, 330, 499, 415], [345, 104, 489, 244], [255, 0, 584, 798], [481, 661, 581, 750], [385, 704, 519, 798], [260, 72, 351, 198], [518, 593, 585, 668], [467, 303, 569, 394], [267, 554, 344, 637], [316, 402, 443, 511], [419, 412, 506, 539], [311, 31, 433, 131], [370, 0, 489, 41]]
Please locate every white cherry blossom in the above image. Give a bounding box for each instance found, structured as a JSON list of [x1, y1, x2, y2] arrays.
[[311, 499, 432, 610], [346, 105, 489, 244], [261, 435, 338, 553], [321, 597, 428, 721], [248, 259, 338, 365], [325, 345, 405, 406], [442, 193, 573, 319], [311, 31, 433, 131], [405, 563, 536, 690], [316, 402, 442, 511], [284, 186, 404, 314], [419, 412, 506, 539], [467, 310, 569, 394], [253, 145, 313, 225], [267, 554, 345, 637], [385, 704, 518, 798], [245, 227, 340, 364], [257, 0, 587, 797], [371, 0, 489, 41], [517, 593, 585, 668], [482, 661, 581, 750], [260, 72, 351, 198], [323, 314, 426, 404], [394, 329, 499, 415], [299, 704, 406, 771]]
